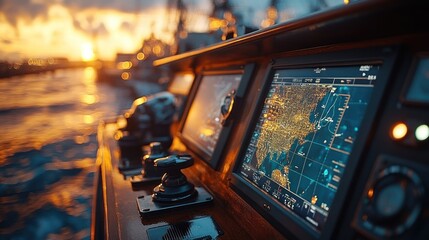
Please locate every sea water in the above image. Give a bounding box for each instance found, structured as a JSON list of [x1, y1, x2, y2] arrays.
[[0, 67, 133, 239]]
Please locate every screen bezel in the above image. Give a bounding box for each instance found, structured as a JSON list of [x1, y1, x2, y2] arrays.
[[167, 72, 195, 96], [230, 47, 398, 240], [178, 64, 254, 169], [400, 52, 429, 106], [167, 72, 196, 122]]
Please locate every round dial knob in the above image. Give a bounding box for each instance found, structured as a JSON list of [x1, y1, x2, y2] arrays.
[[364, 165, 424, 237], [374, 181, 406, 219]]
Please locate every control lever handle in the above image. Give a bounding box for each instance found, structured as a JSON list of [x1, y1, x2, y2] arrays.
[[154, 155, 193, 169], [152, 155, 196, 202]]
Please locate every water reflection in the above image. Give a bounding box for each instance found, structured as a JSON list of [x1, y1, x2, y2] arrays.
[[0, 68, 132, 239]]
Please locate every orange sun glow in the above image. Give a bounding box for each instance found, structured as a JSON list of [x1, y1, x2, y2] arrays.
[[81, 43, 96, 62]]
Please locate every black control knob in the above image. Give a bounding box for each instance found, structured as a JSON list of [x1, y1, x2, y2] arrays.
[[141, 142, 168, 178], [373, 180, 406, 219], [152, 155, 197, 203], [363, 165, 424, 237]]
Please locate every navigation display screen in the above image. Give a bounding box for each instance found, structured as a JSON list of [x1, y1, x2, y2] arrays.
[[236, 64, 379, 232], [181, 74, 242, 159]]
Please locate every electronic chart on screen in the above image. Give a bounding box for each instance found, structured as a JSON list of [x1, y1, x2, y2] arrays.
[[237, 64, 379, 232]]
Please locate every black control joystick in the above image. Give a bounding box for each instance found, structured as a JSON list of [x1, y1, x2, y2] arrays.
[[152, 155, 197, 203], [116, 92, 176, 172], [141, 142, 169, 179], [136, 155, 213, 216]]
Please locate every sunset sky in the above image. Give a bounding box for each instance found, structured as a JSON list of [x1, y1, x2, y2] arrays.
[[0, 0, 345, 62], [0, 0, 214, 62]]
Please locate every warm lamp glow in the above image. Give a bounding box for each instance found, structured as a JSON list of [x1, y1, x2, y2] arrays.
[[391, 122, 408, 140], [116, 116, 127, 129], [121, 72, 130, 80], [81, 43, 95, 62], [134, 97, 147, 106], [209, 18, 224, 31], [137, 52, 145, 60], [117, 61, 133, 70], [114, 131, 123, 141], [367, 188, 374, 198], [201, 127, 215, 137]]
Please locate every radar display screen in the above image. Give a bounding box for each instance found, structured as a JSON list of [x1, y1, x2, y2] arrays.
[[181, 74, 242, 160], [236, 64, 379, 232]]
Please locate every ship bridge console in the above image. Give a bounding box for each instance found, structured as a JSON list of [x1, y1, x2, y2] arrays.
[[92, 0, 429, 239]]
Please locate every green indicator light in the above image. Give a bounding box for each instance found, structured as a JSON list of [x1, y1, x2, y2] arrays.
[[415, 124, 429, 141]]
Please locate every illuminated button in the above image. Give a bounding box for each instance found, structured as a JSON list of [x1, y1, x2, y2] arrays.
[[415, 124, 429, 141], [391, 122, 408, 140]]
